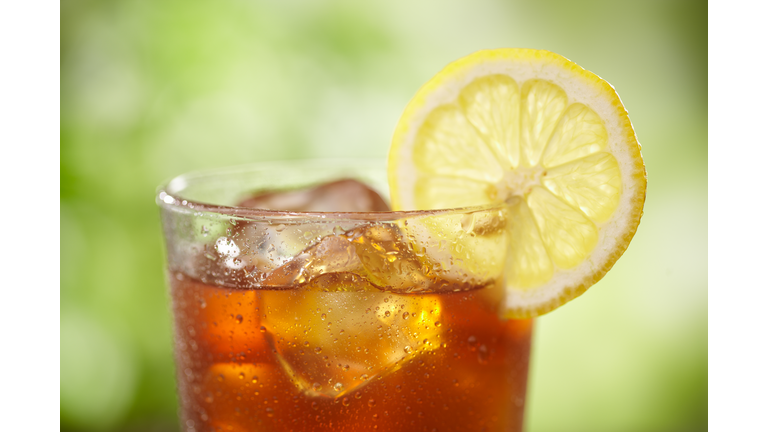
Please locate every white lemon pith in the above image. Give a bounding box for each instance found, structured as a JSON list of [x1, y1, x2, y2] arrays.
[[388, 49, 646, 318]]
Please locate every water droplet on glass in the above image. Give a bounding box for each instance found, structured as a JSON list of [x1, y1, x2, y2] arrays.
[[477, 344, 489, 364], [342, 397, 350, 407], [368, 399, 376, 407], [468, 335, 478, 351], [235, 314, 243, 324]]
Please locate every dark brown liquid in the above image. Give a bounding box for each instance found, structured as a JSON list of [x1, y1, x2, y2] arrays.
[[170, 273, 532, 432]]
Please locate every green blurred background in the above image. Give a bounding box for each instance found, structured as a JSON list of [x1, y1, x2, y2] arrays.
[[61, 0, 707, 431]]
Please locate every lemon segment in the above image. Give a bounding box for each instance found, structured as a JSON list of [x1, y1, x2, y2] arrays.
[[527, 186, 598, 269], [414, 105, 503, 183], [542, 102, 608, 167], [457, 75, 521, 168], [507, 199, 553, 289], [520, 80, 569, 168], [542, 152, 621, 222], [388, 48, 646, 318]]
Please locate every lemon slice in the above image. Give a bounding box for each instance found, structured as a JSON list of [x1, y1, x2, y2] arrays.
[[388, 48, 646, 318]]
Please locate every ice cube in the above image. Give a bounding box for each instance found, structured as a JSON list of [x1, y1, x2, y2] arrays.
[[260, 234, 364, 288], [347, 224, 435, 293], [259, 285, 443, 398], [260, 223, 437, 292], [238, 179, 390, 212]]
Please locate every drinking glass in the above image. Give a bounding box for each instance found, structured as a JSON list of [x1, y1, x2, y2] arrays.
[[157, 160, 532, 432]]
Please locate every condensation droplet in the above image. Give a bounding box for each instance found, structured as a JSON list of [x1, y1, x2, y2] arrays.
[[342, 397, 350, 407], [468, 335, 478, 351], [235, 314, 243, 324], [368, 399, 376, 407]]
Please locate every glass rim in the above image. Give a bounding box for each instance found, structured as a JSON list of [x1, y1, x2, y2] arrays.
[[156, 159, 505, 222]]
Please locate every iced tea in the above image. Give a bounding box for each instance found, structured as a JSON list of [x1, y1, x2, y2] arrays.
[[159, 165, 532, 432]]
